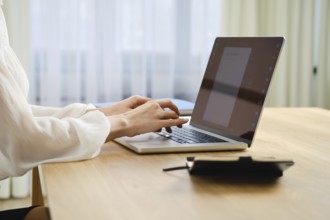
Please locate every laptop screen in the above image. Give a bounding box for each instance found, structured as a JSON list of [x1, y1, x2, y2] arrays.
[[191, 37, 284, 146]]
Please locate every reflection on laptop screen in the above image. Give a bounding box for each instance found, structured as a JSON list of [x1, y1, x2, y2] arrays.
[[191, 37, 284, 146], [204, 47, 252, 127]]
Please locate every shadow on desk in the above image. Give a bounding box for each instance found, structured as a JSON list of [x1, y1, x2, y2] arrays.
[[188, 174, 280, 194]]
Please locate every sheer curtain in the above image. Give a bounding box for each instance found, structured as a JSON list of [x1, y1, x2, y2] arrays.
[[29, 0, 221, 106], [318, 0, 330, 108], [25, 0, 330, 108]]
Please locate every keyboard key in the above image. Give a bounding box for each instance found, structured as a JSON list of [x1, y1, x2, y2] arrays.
[[156, 126, 227, 144]]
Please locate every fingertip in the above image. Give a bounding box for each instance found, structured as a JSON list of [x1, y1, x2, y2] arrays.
[[166, 127, 172, 133], [182, 118, 189, 123]]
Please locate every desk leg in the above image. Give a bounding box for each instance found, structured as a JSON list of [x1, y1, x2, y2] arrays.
[[32, 166, 44, 206]]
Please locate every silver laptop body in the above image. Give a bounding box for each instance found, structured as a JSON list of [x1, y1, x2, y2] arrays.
[[115, 37, 284, 154]]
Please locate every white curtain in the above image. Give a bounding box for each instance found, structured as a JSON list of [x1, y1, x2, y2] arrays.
[[29, 0, 221, 106], [318, 0, 330, 108], [4, 0, 330, 108]]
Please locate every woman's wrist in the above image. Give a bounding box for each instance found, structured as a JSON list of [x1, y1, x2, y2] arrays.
[[106, 115, 130, 141]]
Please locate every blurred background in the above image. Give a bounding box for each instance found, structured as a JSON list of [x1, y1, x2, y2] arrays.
[[3, 0, 330, 108], [1, 0, 329, 207]]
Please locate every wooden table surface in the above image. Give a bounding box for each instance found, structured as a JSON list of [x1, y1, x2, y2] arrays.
[[41, 108, 330, 220]]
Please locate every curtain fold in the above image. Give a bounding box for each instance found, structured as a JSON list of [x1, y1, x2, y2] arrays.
[[318, 0, 330, 108]]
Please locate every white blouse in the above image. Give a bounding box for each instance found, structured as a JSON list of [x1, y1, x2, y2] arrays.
[[0, 5, 110, 180]]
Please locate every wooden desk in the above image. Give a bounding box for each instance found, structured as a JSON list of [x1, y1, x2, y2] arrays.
[[41, 108, 330, 220]]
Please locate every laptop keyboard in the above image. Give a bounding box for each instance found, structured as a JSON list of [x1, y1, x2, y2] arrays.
[[156, 126, 227, 144]]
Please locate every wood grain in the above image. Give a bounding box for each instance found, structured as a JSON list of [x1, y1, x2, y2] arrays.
[[41, 108, 330, 220]]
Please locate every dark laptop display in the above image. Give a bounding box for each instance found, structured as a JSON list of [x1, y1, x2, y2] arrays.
[[191, 37, 284, 146]]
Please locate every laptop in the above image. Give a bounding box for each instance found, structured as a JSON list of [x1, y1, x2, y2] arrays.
[[115, 37, 284, 154]]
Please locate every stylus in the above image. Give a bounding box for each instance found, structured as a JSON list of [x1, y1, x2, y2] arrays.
[[163, 166, 188, 172]]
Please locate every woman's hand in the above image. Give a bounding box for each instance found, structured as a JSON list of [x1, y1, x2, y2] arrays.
[[105, 99, 188, 142], [93, 95, 151, 116]]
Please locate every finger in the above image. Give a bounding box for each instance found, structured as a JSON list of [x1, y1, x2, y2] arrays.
[[177, 117, 189, 128], [165, 127, 172, 133], [157, 100, 180, 116], [160, 110, 180, 120], [160, 118, 189, 128], [131, 95, 152, 108]]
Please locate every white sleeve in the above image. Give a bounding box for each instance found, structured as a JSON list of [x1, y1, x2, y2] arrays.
[[0, 67, 110, 180], [30, 103, 96, 118]]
